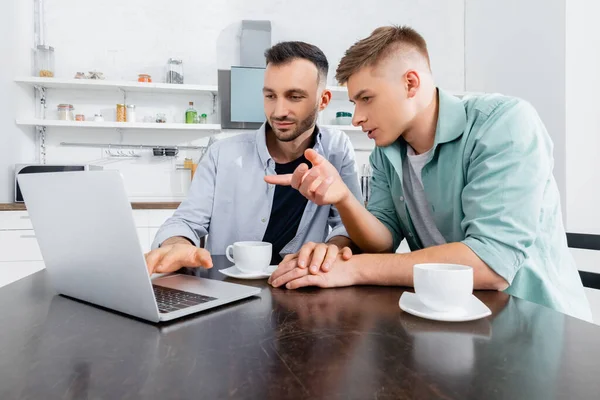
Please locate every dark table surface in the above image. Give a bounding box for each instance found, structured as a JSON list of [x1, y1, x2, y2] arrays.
[[1, 256, 600, 400]]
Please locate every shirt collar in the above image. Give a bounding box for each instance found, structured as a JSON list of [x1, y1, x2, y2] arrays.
[[433, 87, 467, 147], [256, 123, 323, 168], [382, 88, 467, 167]]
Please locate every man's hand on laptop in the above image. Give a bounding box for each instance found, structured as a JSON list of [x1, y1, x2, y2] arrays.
[[145, 237, 213, 275]]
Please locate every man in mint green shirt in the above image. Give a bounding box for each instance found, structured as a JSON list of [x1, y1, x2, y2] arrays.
[[266, 25, 592, 321]]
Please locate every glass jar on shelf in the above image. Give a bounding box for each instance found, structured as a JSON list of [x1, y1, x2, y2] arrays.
[[116, 104, 126, 122], [57, 104, 74, 121], [156, 113, 167, 123], [166, 58, 184, 84], [193, 113, 208, 124], [35, 45, 55, 77], [126, 104, 136, 123], [335, 111, 352, 125], [138, 74, 152, 83]]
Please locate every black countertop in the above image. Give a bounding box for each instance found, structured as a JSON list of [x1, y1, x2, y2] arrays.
[[1, 256, 600, 399]]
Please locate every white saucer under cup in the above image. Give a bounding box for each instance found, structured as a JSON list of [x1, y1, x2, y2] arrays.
[[219, 265, 278, 280], [399, 292, 492, 322]]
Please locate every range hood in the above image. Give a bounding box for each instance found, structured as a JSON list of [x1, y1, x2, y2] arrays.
[[219, 20, 271, 129]]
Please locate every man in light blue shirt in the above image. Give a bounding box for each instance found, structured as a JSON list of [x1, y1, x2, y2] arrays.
[[145, 41, 361, 275], [268, 26, 592, 321]]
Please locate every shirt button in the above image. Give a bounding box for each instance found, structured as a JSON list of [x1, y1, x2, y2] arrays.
[[400, 196, 405, 202], [261, 218, 267, 223]]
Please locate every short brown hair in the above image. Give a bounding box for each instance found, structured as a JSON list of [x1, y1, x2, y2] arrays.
[[335, 25, 430, 84]]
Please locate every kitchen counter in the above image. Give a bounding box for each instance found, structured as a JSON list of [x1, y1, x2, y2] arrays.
[[0, 202, 181, 211]]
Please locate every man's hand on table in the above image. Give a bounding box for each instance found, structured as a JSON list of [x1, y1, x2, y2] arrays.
[[275, 240, 354, 279], [269, 252, 358, 289], [144, 236, 213, 275]]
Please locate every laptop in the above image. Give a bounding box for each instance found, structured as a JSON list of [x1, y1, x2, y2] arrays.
[[18, 170, 261, 323]]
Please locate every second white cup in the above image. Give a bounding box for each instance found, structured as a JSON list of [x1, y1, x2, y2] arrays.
[[225, 241, 272, 274], [413, 263, 473, 313]]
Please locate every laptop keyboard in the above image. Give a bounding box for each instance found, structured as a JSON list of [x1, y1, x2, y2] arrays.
[[152, 285, 217, 314]]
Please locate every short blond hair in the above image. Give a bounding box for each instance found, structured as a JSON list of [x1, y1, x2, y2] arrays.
[[335, 25, 431, 85]]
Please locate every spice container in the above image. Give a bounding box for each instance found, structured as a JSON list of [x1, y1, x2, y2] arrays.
[[94, 113, 104, 122], [166, 58, 184, 84], [35, 45, 55, 77], [126, 105, 136, 123], [57, 104, 74, 121], [138, 74, 152, 83], [335, 111, 352, 125], [156, 113, 167, 123], [75, 114, 85, 121], [116, 104, 126, 122], [195, 113, 208, 124]]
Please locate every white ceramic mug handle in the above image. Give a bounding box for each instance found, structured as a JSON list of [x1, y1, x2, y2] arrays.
[[226, 245, 235, 264]]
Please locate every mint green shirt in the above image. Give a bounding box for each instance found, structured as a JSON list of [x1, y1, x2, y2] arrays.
[[368, 89, 592, 321]]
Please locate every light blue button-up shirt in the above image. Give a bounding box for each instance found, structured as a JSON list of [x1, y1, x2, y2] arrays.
[[152, 124, 361, 258], [368, 89, 592, 321]]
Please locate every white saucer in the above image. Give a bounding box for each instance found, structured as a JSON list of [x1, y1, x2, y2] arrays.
[[399, 292, 492, 322], [218, 265, 278, 280]]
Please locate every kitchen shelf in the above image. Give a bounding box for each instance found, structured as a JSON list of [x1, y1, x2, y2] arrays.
[[16, 119, 221, 131], [14, 76, 218, 95], [325, 85, 471, 99]]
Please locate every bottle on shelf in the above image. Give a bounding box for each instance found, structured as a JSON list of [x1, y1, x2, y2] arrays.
[[185, 102, 197, 124]]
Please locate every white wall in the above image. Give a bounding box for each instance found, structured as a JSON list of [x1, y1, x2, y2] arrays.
[[4, 0, 466, 200], [464, 0, 567, 220], [6, 1, 596, 229], [44, 0, 465, 89], [565, 0, 600, 234], [0, 0, 36, 203]]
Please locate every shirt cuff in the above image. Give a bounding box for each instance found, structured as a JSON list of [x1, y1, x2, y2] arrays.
[[462, 236, 521, 284], [325, 225, 350, 243], [151, 225, 200, 250]]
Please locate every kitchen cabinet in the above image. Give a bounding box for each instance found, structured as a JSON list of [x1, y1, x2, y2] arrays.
[[0, 211, 33, 230], [0, 230, 42, 262], [134, 210, 175, 252], [0, 209, 175, 279]]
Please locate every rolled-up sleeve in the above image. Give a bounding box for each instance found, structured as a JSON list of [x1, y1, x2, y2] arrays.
[[326, 134, 362, 241], [366, 149, 403, 251], [151, 146, 218, 249], [461, 100, 551, 284]]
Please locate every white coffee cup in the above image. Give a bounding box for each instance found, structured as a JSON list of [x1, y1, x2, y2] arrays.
[[225, 241, 272, 274], [413, 263, 473, 313]]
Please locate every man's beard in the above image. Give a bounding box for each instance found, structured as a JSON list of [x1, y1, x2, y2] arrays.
[[269, 105, 318, 142]]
